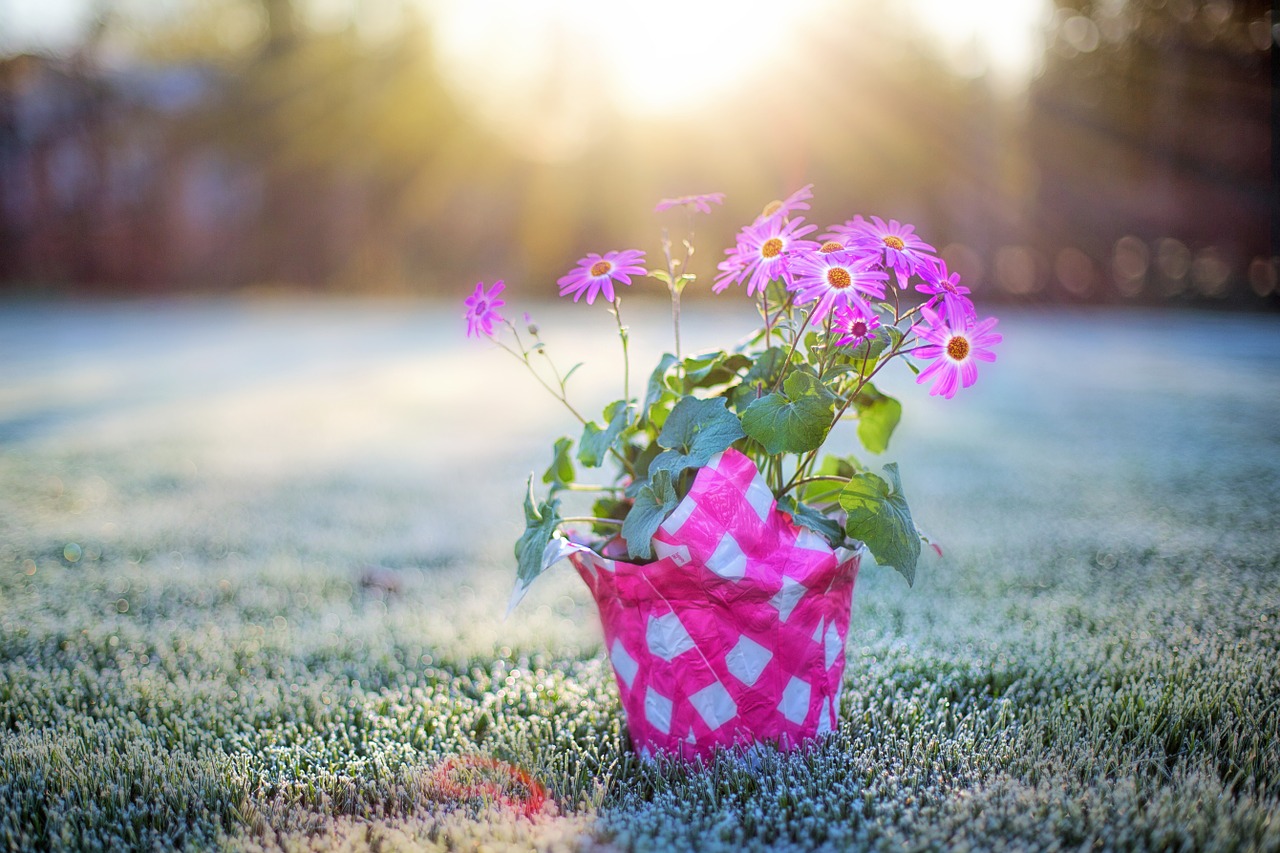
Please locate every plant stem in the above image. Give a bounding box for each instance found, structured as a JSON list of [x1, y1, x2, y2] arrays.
[[779, 474, 852, 497], [671, 287, 682, 361], [772, 308, 814, 392], [558, 483, 624, 493], [560, 516, 623, 526], [492, 337, 589, 425], [611, 297, 631, 406]]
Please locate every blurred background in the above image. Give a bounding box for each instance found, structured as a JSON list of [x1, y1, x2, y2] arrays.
[[0, 0, 1274, 308]]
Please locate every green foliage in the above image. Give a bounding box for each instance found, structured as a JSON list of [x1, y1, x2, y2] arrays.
[[578, 401, 630, 468], [680, 350, 751, 392], [839, 463, 921, 586], [643, 354, 680, 427], [514, 478, 562, 590], [741, 370, 838, 455], [852, 385, 902, 454], [542, 437, 576, 487], [648, 397, 746, 483], [776, 495, 845, 547], [621, 470, 679, 560], [729, 346, 789, 411]]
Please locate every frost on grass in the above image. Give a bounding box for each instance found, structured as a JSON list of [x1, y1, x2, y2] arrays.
[[2, 304, 1280, 850]]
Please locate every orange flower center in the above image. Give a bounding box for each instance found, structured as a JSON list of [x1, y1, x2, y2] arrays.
[[590, 260, 612, 277], [946, 335, 970, 361], [761, 238, 784, 259], [761, 200, 784, 218], [883, 235, 906, 251], [826, 267, 852, 289], [819, 241, 845, 253]]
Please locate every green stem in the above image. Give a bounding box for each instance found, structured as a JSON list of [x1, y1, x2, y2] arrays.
[[560, 516, 623, 526], [779, 474, 852, 498], [611, 297, 631, 406], [772, 308, 814, 392], [672, 287, 682, 361], [492, 337, 589, 425]]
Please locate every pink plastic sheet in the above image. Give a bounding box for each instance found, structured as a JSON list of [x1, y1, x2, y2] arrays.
[[566, 448, 863, 760]]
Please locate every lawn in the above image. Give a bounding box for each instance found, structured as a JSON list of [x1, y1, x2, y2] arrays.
[[1, 300, 1278, 851]]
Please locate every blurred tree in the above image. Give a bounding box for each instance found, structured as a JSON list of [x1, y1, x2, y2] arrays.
[[1027, 0, 1273, 305]]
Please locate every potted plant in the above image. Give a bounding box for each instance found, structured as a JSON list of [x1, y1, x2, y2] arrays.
[[463, 186, 1001, 760]]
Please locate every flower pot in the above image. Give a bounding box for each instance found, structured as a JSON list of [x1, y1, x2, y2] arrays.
[[569, 448, 863, 760]]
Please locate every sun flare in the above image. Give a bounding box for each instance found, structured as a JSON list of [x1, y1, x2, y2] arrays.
[[424, 0, 1052, 159], [424, 0, 828, 158]]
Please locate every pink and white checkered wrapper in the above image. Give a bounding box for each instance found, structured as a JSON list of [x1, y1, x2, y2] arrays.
[[548, 448, 863, 761]]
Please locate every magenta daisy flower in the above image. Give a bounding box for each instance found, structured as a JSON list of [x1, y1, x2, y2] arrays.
[[557, 249, 647, 305], [826, 215, 936, 282], [464, 280, 506, 339], [714, 216, 819, 296], [788, 248, 889, 322], [911, 305, 1001, 399], [915, 259, 975, 323], [831, 302, 882, 347], [654, 192, 725, 215], [754, 184, 814, 226]]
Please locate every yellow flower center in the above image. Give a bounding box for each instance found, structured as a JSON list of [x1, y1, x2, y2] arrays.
[[590, 260, 612, 277], [826, 267, 852, 289], [761, 238, 784, 259], [761, 200, 784, 218], [819, 241, 844, 253], [883, 235, 906, 251], [946, 335, 970, 361]]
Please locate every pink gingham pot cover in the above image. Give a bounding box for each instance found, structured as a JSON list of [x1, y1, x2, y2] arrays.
[[567, 448, 863, 760]]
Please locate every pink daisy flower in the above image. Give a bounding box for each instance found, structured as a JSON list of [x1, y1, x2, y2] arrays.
[[915, 259, 975, 323], [754, 184, 814, 226], [464, 280, 506, 339], [557, 249, 647, 305], [654, 192, 725, 215], [826, 215, 936, 282], [714, 216, 818, 296], [788, 248, 889, 322], [831, 302, 882, 347], [911, 305, 1001, 399]]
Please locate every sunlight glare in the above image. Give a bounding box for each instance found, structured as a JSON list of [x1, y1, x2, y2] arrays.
[[425, 0, 827, 159], [901, 0, 1054, 91]]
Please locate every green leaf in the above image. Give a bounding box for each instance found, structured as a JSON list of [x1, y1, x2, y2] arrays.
[[621, 470, 678, 560], [591, 495, 631, 537], [514, 477, 562, 589], [729, 346, 789, 411], [838, 463, 920, 586], [643, 353, 679, 427], [844, 332, 890, 366], [648, 269, 673, 286], [648, 396, 746, 481], [681, 350, 751, 392], [740, 370, 838, 455], [853, 385, 902, 454], [542, 437, 576, 486], [800, 455, 861, 506], [777, 495, 844, 548], [578, 400, 630, 468]]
